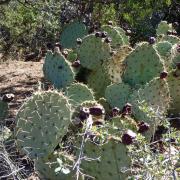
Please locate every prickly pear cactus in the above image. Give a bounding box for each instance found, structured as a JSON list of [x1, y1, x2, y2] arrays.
[[15, 91, 72, 159], [167, 69, 180, 116], [156, 21, 172, 36], [154, 41, 173, 69], [72, 100, 105, 126], [78, 34, 111, 70], [78, 138, 131, 180], [161, 35, 180, 45], [105, 83, 132, 110], [122, 42, 164, 88], [87, 66, 111, 98], [43, 51, 75, 89], [114, 26, 129, 45], [66, 50, 78, 63], [128, 77, 170, 140], [60, 21, 88, 49], [65, 83, 94, 107], [35, 154, 73, 180], [171, 44, 180, 65], [0, 99, 8, 121], [109, 116, 137, 133], [101, 25, 124, 47], [106, 46, 133, 83]]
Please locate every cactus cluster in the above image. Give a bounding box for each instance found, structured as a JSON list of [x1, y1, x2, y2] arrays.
[[14, 20, 180, 179]]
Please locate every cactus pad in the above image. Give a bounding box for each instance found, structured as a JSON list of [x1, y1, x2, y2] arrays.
[[109, 116, 137, 133], [15, 91, 72, 159], [60, 21, 88, 49], [161, 35, 180, 45], [171, 44, 180, 65], [65, 83, 94, 107], [154, 41, 173, 69], [101, 25, 124, 47], [105, 83, 132, 110], [114, 26, 129, 45], [87, 66, 111, 98], [128, 77, 170, 139], [167, 69, 180, 116], [157, 21, 172, 36], [122, 42, 164, 87], [35, 153, 73, 180], [106, 46, 133, 83], [43, 51, 75, 89], [79, 139, 131, 180], [78, 34, 111, 70]]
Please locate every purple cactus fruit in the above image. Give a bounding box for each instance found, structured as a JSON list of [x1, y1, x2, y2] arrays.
[[121, 103, 132, 116], [101, 31, 108, 38], [138, 121, 150, 133], [121, 130, 136, 145], [160, 71, 168, 79], [95, 31, 102, 38], [2, 93, 15, 102], [111, 107, 120, 117], [76, 38, 82, 45], [89, 105, 105, 116], [104, 37, 112, 43], [72, 60, 81, 68], [79, 107, 90, 121], [148, 37, 156, 44]]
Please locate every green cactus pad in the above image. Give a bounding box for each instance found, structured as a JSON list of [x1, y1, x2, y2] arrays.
[[114, 26, 129, 45], [129, 77, 170, 119], [122, 42, 164, 87], [35, 153, 73, 180], [105, 83, 132, 110], [157, 21, 172, 36], [167, 69, 180, 116], [79, 139, 131, 180], [66, 50, 78, 63], [0, 100, 8, 121], [161, 35, 180, 45], [87, 66, 111, 98], [60, 21, 88, 49], [171, 44, 180, 65], [155, 41, 172, 59], [43, 51, 75, 89], [154, 41, 173, 69], [65, 83, 95, 107], [129, 77, 170, 139], [101, 25, 124, 47], [98, 97, 111, 114], [15, 91, 72, 159], [109, 116, 137, 133], [106, 46, 133, 83], [78, 34, 111, 70]]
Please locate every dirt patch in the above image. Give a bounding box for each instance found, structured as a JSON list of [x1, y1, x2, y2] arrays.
[[0, 60, 44, 126]]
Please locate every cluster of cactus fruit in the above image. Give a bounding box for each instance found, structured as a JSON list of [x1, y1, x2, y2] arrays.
[[14, 20, 180, 179]]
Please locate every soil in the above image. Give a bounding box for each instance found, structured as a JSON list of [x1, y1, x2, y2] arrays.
[[0, 60, 44, 127], [0, 59, 44, 179]]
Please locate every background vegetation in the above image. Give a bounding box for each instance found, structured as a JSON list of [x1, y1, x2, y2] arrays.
[[0, 0, 180, 60]]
